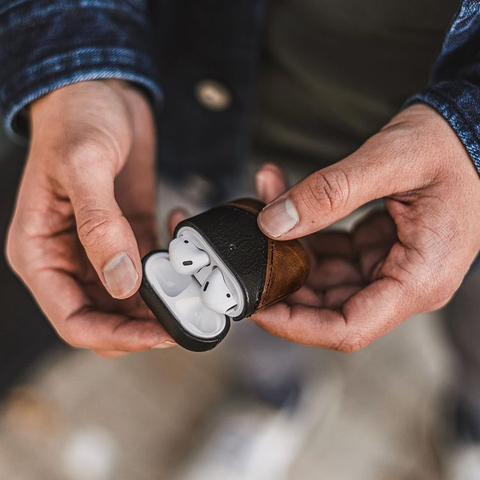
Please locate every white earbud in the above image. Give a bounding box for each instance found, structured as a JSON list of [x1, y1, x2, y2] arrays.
[[169, 236, 210, 275], [200, 267, 237, 315]]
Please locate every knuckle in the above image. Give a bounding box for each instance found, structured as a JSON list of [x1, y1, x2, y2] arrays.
[[56, 136, 119, 188], [305, 169, 351, 214], [76, 209, 118, 250], [333, 331, 369, 353], [375, 123, 421, 162], [60, 132, 118, 169]]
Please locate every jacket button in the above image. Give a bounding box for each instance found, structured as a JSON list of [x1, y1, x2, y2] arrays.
[[195, 80, 231, 111]]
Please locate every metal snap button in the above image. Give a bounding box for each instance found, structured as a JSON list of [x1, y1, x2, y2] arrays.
[[195, 80, 231, 111]]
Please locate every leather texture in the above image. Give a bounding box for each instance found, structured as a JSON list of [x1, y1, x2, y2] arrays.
[[257, 237, 309, 310], [175, 199, 269, 319], [140, 250, 230, 352]]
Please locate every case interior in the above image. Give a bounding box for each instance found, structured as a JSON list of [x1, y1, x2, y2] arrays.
[[144, 252, 227, 338], [144, 227, 245, 339]]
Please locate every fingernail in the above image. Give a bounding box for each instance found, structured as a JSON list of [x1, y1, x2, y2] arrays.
[[258, 197, 299, 237], [255, 173, 266, 201], [154, 340, 176, 349], [103, 253, 138, 298]]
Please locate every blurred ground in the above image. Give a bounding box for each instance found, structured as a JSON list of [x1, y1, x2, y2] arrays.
[[0, 308, 453, 480]]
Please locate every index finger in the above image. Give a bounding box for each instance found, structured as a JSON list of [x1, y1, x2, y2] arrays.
[[29, 267, 173, 351]]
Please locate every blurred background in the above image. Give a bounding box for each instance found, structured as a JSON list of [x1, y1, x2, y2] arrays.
[[0, 129, 463, 480]]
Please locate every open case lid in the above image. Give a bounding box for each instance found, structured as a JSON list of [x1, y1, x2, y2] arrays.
[[140, 250, 231, 352]]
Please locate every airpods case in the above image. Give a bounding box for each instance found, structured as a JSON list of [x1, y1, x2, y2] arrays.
[[140, 198, 309, 352]]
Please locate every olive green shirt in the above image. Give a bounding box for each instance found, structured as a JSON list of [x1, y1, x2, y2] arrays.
[[254, 0, 459, 169]]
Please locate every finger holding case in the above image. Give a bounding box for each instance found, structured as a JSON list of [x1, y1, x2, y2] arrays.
[[140, 198, 309, 352]]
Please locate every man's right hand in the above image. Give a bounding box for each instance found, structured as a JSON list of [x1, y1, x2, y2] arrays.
[[6, 80, 174, 357]]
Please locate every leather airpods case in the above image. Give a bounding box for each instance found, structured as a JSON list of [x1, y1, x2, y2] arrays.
[[140, 198, 309, 352]]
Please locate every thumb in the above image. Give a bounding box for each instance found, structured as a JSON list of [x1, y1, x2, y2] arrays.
[[67, 167, 141, 299], [257, 143, 406, 240]]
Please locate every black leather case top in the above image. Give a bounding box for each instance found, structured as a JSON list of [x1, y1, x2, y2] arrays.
[[175, 203, 268, 319]]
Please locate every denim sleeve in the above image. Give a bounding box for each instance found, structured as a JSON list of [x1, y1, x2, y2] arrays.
[[0, 0, 162, 142], [405, 0, 480, 174]]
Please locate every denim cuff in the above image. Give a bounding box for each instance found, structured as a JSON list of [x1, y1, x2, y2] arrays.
[[0, 1, 162, 142], [405, 81, 480, 174]]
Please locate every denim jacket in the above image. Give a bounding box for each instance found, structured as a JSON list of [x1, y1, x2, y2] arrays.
[[0, 0, 479, 201]]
